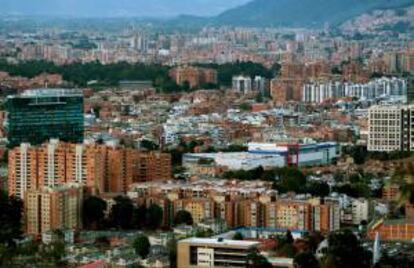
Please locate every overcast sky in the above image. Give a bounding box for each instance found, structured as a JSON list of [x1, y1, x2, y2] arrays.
[[0, 0, 251, 17]]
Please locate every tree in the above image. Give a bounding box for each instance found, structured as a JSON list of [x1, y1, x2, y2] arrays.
[[349, 146, 367, 165], [294, 252, 320, 268], [145, 204, 163, 230], [246, 252, 272, 268], [233, 232, 244, 240], [0, 191, 23, 245], [285, 230, 294, 244], [274, 167, 307, 193], [82, 196, 107, 230], [322, 229, 371, 268], [132, 205, 147, 229], [174, 210, 193, 226], [140, 140, 159, 151], [109, 196, 134, 229], [133, 235, 151, 259], [167, 238, 178, 268], [307, 181, 330, 197]]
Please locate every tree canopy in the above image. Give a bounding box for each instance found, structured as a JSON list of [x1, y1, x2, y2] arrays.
[[133, 234, 151, 259], [174, 210, 193, 226], [82, 196, 107, 230]]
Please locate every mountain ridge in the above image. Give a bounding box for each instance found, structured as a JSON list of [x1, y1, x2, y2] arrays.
[[212, 0, 414, 28]]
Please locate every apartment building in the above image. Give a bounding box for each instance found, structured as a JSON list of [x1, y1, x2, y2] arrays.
[[367, 105, 414, 152], [8, 140, 172, 197], [170, 66, 217, 89], [8, 143, 38, 199], [232, 75, 252, 94], [25, 184, 83, 238], [127, 181, 340, 232]]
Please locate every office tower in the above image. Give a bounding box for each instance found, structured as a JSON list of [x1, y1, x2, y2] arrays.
[[25, 184, 83, 237], [6, 89, 84, 148], [367, 105, 413, 152]]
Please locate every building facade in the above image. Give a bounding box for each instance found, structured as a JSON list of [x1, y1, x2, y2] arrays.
[[6, 89, 84, 148], [177, 238, 259, 268], [8, 140, 172, 198], [367, 105, 413, 152], [25, 184, 83, 238]]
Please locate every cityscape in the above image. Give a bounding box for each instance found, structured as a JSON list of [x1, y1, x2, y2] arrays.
[[0, 0, 414, 268]]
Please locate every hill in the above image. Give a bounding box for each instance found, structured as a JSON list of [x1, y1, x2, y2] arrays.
[[213, 0, 414, 28]]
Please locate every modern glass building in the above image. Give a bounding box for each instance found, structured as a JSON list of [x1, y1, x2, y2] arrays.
[[6, 89, 84, 148]]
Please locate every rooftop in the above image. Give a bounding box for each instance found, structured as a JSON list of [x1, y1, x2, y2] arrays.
[[8, 88, 83, 99], [179, 237, 260, 248]]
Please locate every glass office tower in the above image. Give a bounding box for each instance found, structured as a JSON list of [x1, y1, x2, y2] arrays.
[[6, 89, 84, 148]]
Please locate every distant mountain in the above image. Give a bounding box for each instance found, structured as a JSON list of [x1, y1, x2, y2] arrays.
[[0, 0, 250, 17], [212, 0, 414, 28]]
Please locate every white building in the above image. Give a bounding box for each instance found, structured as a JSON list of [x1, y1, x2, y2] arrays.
[[232, 75, 252, 94], [183, 141, 340, 171], [303, 77, 407, 103], [253, 76, 267, 94], [351, 199, 370, 225]]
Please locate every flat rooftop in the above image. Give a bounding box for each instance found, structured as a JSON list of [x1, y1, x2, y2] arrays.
[[179, 237, 260, 248], [8, 88, 83, 99]]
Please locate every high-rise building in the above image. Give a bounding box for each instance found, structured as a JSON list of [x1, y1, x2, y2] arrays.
[[25, 183, 83, 238], [6, 89, 84, 148], [8, 140, 172, 198], [368, 105, 414, 152], [8, 143, 38, 199]]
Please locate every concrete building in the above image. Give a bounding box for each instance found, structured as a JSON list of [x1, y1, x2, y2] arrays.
[[170, 67, 217, 89], [253, 76, 267, 95], [7, 143, 38, 199], [351, 199, 370, 225], [367, 105, 414, 152], [303, 77, 407, 103], [368, 219, 414, 241], [177, 238, 260, 268], [232, 76, 252, 94], [8, 140, 172, 197], [25, 183, 83, 238]]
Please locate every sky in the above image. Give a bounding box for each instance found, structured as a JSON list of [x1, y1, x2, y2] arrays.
[[0, 0, 251, 17]]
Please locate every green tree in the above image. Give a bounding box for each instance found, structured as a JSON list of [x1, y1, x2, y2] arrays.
[[0, 191, 23, 245], [145, 204, 163, 230], [274, 167, 307, 193], [82, 196, 107, 230], [233, 232, 244, 240], [167, 237, 178, 268], [109, 196, 134, 229], [133, 234, 151, 259], [322, 229, 371, 268], [174, 210, 193, 226], [294, 251, 320, 268], [307, 181, 330, 197], [246, 252, 272, 268]]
